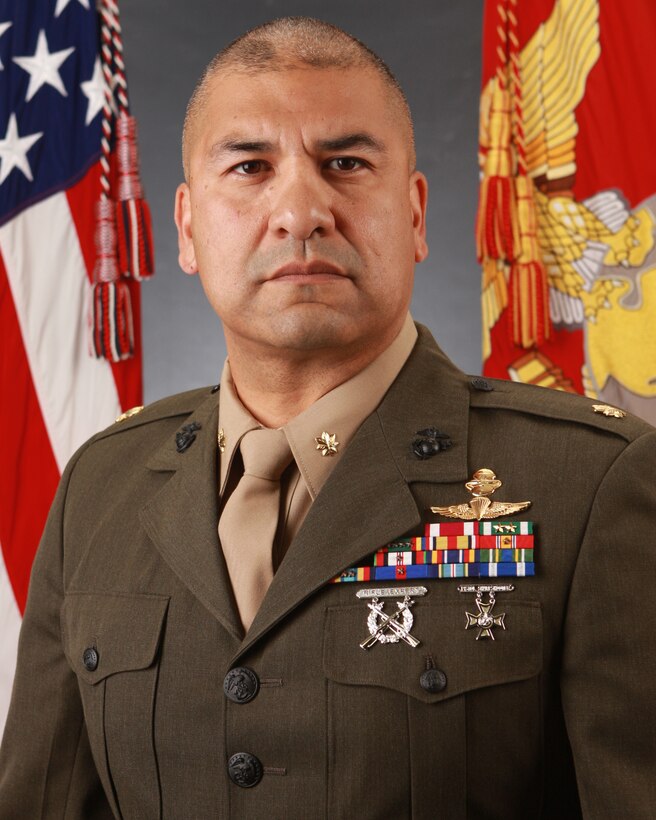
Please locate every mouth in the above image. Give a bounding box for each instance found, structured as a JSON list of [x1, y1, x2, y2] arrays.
[[267, 261, 349, 284]]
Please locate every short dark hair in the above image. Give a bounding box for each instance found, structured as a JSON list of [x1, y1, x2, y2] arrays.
[[182, 16, 415, 178]]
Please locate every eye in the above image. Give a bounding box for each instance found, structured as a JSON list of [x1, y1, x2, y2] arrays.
[[232, 160, 267, 176], [326, 157, 365, 172]]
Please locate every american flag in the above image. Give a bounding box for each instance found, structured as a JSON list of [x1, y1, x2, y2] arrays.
[[0, 0, 146, 736]]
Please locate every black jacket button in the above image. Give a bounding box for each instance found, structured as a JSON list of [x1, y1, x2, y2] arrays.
[[470, 376, 494, 392], [83, 647, 99, 672], [228, 752, 263, 788], [224, 667, 260, 704], [420, 668, 447, 693]]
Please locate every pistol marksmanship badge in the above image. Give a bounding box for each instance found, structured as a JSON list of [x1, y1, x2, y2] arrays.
[[458, 584, 514, 640], [431, 468, 530, 521], [357, 587, 427, 650]]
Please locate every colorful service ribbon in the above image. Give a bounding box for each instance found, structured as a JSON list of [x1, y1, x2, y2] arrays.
[[331, 521, 535, 583]]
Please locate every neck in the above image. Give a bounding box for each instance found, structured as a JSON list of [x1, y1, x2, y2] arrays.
[[225, 335, 396, 428]]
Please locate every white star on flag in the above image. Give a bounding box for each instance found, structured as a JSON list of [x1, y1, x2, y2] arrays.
[[54, 0, 90, 16], [0, 21, 12, 70], [81, 58, 106, 125], [0, 113, 43, 185], [13, 30, 75, 102]]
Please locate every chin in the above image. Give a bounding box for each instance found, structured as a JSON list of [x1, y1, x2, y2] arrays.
[[267, 311, 362, 352]]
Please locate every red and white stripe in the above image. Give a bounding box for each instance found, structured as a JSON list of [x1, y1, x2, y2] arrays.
[[1, 193, 122, 468], [0, 161, 142, 738]]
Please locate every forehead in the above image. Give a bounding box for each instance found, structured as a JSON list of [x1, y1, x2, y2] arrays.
[[193, 64, 403, 151]]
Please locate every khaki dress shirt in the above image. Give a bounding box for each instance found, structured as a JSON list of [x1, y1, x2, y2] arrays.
[[217, 313, 417, 602]]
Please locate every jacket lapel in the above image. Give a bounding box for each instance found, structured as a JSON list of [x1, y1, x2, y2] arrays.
[[238, 325, 472, 657], [138, 326, 473, 652], [139, 391, 243, 642]]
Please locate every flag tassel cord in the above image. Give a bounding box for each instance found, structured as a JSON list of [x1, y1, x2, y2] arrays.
[[89, 0, 154, 362], [476, 0, 550, 350]]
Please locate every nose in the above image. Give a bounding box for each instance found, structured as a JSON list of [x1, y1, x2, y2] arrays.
[[267, 164, 335, 240]]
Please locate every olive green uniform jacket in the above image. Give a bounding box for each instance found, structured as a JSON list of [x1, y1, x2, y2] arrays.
[[1, 325, 655, 819]]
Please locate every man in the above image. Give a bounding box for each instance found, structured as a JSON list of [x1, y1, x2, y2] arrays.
[[1, 16, 655, 820]]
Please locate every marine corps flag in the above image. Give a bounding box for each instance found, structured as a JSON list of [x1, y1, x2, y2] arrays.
[[0, 0, 152, 735], [477, 0, 656, 424]]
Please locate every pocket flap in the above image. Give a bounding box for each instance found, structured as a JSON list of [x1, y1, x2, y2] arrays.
[[323, 599, 542, 703], [61, 592, 170, 685]]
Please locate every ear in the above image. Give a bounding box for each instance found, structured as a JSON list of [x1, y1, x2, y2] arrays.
[[409, 171, 429, 263], [174, 182, 198, 275]]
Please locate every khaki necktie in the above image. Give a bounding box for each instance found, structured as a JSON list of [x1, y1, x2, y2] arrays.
[[219, 427, 293, 631]]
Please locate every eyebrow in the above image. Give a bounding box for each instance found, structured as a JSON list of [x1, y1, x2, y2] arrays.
[[209, 139, 275, 158], [316, 133, 387, 154], [208, 132, 387, 160]]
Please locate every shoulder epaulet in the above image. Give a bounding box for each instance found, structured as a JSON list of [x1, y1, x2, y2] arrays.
[[468, 376, 653, 443], [99, 384, 219, 439]]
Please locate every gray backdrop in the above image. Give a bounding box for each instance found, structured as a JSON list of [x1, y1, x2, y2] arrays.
[[120, 0, 483, 403]]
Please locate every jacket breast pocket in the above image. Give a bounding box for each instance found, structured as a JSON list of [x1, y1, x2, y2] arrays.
[[323, 597, 543, 820], [61, 591, 169, 820]]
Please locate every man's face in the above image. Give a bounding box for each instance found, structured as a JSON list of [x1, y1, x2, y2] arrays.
[[175, 63, 428, 360]]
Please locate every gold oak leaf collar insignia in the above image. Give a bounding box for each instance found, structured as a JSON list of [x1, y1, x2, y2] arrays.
[[315, 431, 339, 456], [431, 468, 531, 521]]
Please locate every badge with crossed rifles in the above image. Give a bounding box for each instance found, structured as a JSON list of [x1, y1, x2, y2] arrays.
[[357, 587, 427, 650]]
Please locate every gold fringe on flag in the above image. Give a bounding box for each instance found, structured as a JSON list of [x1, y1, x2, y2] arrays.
[[477, 0, 551, 349], [476, 81, 516, 263]]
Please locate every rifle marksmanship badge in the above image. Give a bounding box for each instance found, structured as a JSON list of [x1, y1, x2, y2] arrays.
[[356, 587, 427, 650]]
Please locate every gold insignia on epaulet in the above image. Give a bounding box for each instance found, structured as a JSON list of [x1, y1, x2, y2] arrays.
[[592, 404, 626, 419], [115, 405, 144, 423]]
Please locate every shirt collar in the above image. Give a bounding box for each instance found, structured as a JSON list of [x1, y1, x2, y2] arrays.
[[284, 313, 417, 499], [217, 363, 261, 495], [218, 313, 418, 500]]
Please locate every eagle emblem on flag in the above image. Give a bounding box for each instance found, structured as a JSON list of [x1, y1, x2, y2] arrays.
[[478, 0, 656, 423]]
